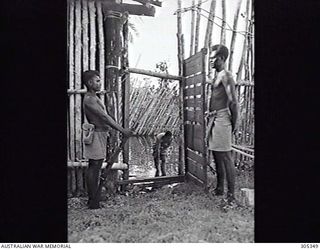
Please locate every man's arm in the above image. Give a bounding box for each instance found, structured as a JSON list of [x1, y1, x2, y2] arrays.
[[84, 96, 131, 135], [222, 73, 239, 132]]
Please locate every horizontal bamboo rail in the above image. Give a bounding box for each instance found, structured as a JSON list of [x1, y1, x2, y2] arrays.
[[128, 67, 182, 81], [232, 143, 254, 153], [117, 175, 184, 185], [231, 146, 254, 159], [67, 89, 107, 94], [67, 161, 128, 170]]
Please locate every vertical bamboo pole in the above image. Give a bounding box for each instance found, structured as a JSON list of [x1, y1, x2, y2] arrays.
[[67, 0, 73, 196], [89, 1, 96, 71], [204, 0, 216, 49], [68, 0, 75, 163], [97, 1, 105, 104], [177, 0, 185, 175], [121, 16, 130, 187], [194, 0, 202, 53], [228, 0, 242, 71], [82, 0, 89, 130], [237, 0, 250, 81], [245, 2, 252, 81], [220, 0, 226, 45], [190, 0, 196, 57], [250, 5, 254, 80], [82, 0, 89, 72], [104, 8, 122, 190], [74, 0, 83, 196]]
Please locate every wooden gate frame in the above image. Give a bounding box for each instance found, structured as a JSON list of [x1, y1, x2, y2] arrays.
[[182, 48, 208, 189]]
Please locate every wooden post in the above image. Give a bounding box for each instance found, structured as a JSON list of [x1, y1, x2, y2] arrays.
[[68, 0, 75, 162], [82, 0, 89, 72], [237, 0, 250, 81], [190, 0, 196, 57], [97, 1, 106, 104], [89, 1, 96, 71], [220, 0, 226, 45], [228, 0, 242, 71], [177, 0, 185, 176], [121, 15, 130, 190], [204, 0, 216, 77], [204, 0, 216, 49], [82, 0, 89, 127], [74, 0, 84, 196], [194, 0, 202, 53], [103, 6, 123, 194]]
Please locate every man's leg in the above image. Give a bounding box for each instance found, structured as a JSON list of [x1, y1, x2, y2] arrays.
[[223, 151, 236, 201], [212, 151, 225, 195], [86, 159, 103, 208], [160, 154, 166, 176], [154, 156, 160, 177]]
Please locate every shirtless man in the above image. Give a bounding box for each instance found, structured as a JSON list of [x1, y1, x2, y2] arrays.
[[82, 70, 132, 209], [206, 44, 239, 204], [152, 131, 173, 177]]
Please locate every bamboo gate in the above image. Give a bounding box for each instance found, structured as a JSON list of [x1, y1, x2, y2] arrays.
[[67, 0, 254, 196]]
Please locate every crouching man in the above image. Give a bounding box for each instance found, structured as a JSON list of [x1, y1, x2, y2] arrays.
[[152, 131, 173, 177]]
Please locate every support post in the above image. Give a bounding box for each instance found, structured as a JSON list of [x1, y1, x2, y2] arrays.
[[104, 7, 123, 194]]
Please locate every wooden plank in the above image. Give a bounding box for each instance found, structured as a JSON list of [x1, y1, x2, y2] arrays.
[[186, 148, 206, 166], [117, 175, 184, 185], [68, 0, 75, 161], [132, 0, 162, 7], [186, 157, 205, 181], [97, 1, 105, 104], [186, 172, 205, 187], [184, 124, 193, 147], [185, 74, 203, 88], [193, 136, 205, 153], [74, 0, 82, 160], [184, 55, 203, 76], [185, 96, 203, 108], [102, 2, 155, 17], [184, 109, 203, 124]]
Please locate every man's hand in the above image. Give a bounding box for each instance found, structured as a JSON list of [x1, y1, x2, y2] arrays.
[[231, 120, 238, 133]]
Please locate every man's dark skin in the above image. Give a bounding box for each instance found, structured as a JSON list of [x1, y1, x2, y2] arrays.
[[83, 72, 132, 209], [153, 132, 172, 177], [208, 46, 239, 202]]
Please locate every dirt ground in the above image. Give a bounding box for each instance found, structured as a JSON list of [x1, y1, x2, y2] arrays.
[[68, 170, 254, 243]]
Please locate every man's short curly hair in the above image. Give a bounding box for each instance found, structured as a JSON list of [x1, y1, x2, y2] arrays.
[[82, 70, 100, 88], [210, 44, 229, 61]]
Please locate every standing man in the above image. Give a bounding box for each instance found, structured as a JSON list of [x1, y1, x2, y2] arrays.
[[206, 45, 239, 204], [82, 70, 132, 209], [152, 131, 173, 177]]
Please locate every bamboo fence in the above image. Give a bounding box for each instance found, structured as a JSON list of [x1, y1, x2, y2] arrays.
[[66, 0, 255, 196], [67, 0, 124, 197]]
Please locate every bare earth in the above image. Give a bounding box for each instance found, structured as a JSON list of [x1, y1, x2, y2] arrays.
[[68, 173, 254, 243]]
